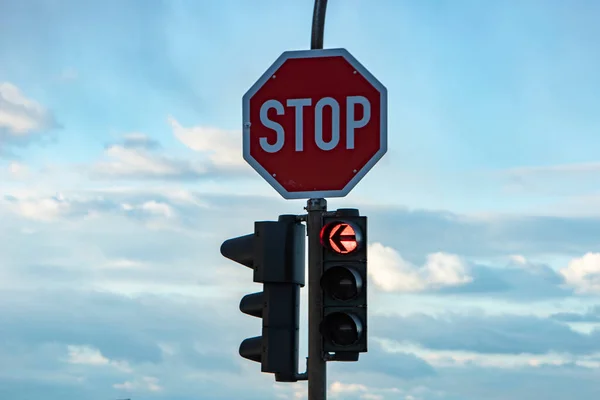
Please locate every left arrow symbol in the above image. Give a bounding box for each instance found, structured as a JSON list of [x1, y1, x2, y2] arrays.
[[330, 224, 357, 253]]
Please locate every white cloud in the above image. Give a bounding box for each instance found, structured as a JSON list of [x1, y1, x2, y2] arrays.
[[368, 243, 472, 292], [93, 144, 207, 179], [362, 394, 384, 400], [143, 376, 163, 392], [140, 200, 175, 218], [65, 345, 133, 372], [164, 189, 210, 207], [114, 376, 162, 392], [330, 381, 368, 394], [88, 126, 254, 182], [328, 382, 410, 400], [120, 200, 175, 219], [2, 191, 181, 234], [510, 254, 527, 265], [560, 253, 600, 294], [113, 380, 136, 390], [1, 187, 599, 399], [0, 82, 55, 137], [103, 259, 144, 269], [425, 252, 472, 286], [66, 345, 110, 366], [8, 161, 28, 178], [168, 116, 246, 168], [378, 338, 600, 370], [5, 193, 70, 221]]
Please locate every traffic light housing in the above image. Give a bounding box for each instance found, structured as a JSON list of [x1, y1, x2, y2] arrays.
[[319, 209, 367, 359], [220, 215, 305, 382]]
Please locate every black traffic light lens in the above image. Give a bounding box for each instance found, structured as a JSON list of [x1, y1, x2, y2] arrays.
[[321, 312, 363, 346], [321, 266, 363, 301]]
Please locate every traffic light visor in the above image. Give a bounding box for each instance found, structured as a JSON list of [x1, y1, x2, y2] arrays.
[[239, 336, 262, 363]]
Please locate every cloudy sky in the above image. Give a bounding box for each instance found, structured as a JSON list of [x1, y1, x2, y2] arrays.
[[2, 0, 600, 399]]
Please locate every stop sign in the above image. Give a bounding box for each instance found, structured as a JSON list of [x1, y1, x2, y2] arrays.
[[242, 48, 387, 199]]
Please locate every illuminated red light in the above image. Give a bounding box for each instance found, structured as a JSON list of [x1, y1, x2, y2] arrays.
[[320, 221, 362, 254]]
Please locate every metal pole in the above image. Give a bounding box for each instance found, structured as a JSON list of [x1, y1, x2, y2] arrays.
[[307, 198, 327, 400], [311, 0, 328, 50], [308, 2, 328, 399]]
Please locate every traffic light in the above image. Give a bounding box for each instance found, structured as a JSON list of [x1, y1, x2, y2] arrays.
[[220, 214, 305, 382], [319, 209, 367, 360]]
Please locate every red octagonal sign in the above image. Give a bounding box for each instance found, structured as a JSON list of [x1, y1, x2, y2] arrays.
[[242, 48, 387, 199]]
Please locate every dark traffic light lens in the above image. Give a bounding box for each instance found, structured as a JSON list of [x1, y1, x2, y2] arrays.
[[321, 312, 363, 346], [321, 266, 363, 301]]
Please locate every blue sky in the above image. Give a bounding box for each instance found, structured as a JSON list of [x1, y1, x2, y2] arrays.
[[1, 0, 600, 399]]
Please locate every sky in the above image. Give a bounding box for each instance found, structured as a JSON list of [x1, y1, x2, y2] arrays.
[[1, 0, 600, 399]]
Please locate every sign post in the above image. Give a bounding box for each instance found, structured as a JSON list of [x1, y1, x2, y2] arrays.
[[308, 3, 328, 398], [306, 197, 327, 400], [235, 2, 387, 400], [308, 3, 328, 399]]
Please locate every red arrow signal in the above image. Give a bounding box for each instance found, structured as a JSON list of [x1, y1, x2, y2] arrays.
[[323, 222, 361, 254]]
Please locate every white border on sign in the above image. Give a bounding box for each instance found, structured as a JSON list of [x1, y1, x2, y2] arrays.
[[242, 48, 388, 200]]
